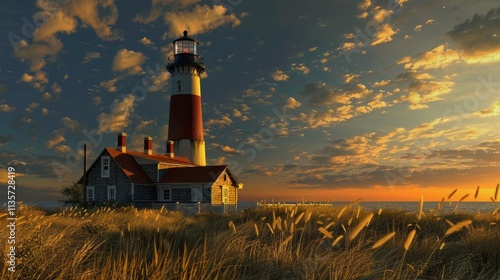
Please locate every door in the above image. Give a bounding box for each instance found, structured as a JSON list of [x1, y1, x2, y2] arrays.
[[222, 186, 229, 204]]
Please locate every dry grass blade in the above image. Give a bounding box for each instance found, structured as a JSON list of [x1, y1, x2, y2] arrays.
[[404, 229, 416, 251], [282, 235, 294, 246], [445, 220, 472, 236], [496, 183, 499, 201], [474, 186, 480, 199], [266, 222, 275, 235], [294, 212, 305, 225], [445, 219, 455, 227], [438, 197, 445, 211], [332, 235, 344, 247], [417, 195, 424, 221], [318, 227, 334, 239], [448, 189, 458, 200], [459, 194, 469, 203], [371, 232, 396, 249], [254, 223, 259, 237], [325, 221, 335, 230], [348, 213, 374, 241], [338, 206, 347, 219]]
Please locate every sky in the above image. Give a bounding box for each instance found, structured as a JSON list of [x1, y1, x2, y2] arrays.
[[1, 0, 500, 204]]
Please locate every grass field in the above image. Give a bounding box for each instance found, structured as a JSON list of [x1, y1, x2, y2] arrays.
[[1, 198, 499, 279]]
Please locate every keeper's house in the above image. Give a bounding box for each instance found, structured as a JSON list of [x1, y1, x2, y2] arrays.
[[78, 133, 243, 206]]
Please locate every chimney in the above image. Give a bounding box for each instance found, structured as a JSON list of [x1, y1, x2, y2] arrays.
[[144, 137, 153, 155], [166, 140, 174, 157], [117, 132, 127, 152]]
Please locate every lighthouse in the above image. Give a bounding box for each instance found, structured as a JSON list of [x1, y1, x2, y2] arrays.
[[166, 30, 206, 166]]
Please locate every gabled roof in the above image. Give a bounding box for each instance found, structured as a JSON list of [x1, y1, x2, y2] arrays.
[[158, 165, 239, 184], [106, 148, 154, 185], [126, 150, 194, 165]]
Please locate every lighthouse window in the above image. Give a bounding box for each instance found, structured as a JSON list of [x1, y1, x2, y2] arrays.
[[175, 41, 196, 54], [177, 80, 182, 92]]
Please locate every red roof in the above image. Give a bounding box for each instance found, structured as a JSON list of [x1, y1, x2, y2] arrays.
[[126, 150, 194, 165], [106, 148, 154, 184], [159, 165, 231, 183]]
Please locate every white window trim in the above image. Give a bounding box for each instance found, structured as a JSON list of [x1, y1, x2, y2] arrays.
[[86, 186, 95, 202], [101, 156, 110, 178], [159, 186, 172, 202], [192, 186, 203, 202], [107, 185, 116, 201]]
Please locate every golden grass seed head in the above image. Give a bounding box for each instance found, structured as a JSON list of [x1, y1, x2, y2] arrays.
[[371, 232, 396, 249], [444, 220, 472, 236], [404, 229, 417, 251]]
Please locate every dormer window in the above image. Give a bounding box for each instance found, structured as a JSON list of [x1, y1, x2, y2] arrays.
[[101, 156, 110, 178]]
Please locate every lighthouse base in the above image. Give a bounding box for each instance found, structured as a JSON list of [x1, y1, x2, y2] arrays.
[[174, 139, 206, 166]]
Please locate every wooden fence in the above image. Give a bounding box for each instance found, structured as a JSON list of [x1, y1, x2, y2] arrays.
[[151, 202, 238, 215]]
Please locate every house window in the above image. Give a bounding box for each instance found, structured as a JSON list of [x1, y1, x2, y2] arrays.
[[222, 186, 229, 204], [101, 156, 110, 178], [224, 173, 228, 181], [192, 186, 202, 202], [177, 80, 182, 92], [86, 186, 94, 202], [107, 186, 116, 201], [162, 188, 171, 201]]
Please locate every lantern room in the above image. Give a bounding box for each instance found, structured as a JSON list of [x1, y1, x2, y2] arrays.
[[173, 30, 198, 55]]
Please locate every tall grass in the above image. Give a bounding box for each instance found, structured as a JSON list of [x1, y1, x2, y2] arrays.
[[1, 196, 499, 280]]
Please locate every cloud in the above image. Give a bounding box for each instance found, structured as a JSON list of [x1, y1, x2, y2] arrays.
[[474, 101, 500, 117], [112, 49, 147, 76], [33, 10, 78, 42], [139, 37, 154, 47], [46, 128, 66, 149], [134, 0, 200, 24], [302, 82, 371, 106], [284, 97, 302, 109], [414, 25, 422, 32], [0, 135, 14, 147], [63, 0, 119, 40], [215, 156, 226, 165], [61, 117, 83, 131], [98, 94, 136, 133], [135, 120, 156, 131], [344, 73, 360, 84], [83, 52, 101, 63], [271, 70, 289, 81], [371, 24, 397, 46], [51, 82, 61, 94], [447, 8, 500, 64], [298, 106, 355, 128], [291, 63, 310, 74], [405, 44, 461, 70], [209, 143, 242, 155], [100, 78, 118, 92], [143, 71, 170, 92], [20, 71, 49, 91], [164, 5, 241, 36], [0, 104, 16, 113], [93, 96, 102, 106], [400, 81, 454, 110], [205, 114, 232, 128]]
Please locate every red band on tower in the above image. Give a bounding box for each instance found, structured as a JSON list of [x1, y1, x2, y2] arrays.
[[168, 94, 203, 140]]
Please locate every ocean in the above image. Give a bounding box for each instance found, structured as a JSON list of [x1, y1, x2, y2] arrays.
[[21, 201, 498, 214], [240, 201, 498, 214]]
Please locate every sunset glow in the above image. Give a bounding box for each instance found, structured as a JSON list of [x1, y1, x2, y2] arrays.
[[1, 1, 500, 203]]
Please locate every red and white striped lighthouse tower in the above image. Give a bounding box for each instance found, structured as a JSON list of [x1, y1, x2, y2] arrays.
[[166, 30, 206, 166]]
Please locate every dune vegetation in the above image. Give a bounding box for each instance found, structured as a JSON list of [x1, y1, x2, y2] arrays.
[[1, 195, 499, 279]]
